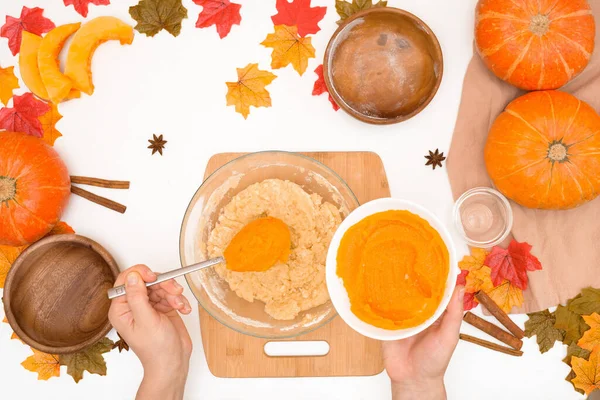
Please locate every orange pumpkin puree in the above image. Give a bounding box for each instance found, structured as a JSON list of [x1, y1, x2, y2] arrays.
[[224, 217, 291, 272], [337, 210, 449, 330]]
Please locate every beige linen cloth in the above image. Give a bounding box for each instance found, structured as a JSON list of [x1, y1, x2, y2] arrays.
[[447, 0, 600, 313]]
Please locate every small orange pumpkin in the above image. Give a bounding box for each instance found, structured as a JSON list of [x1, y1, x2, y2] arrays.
[[485, 91, 600, 210], [0, 132, 70, 246], [476, 0, 595, 90]]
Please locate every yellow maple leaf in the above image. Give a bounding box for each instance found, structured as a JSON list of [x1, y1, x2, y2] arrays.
[[459, 248, 489, 273], [578, 313, 600, 351], [39, 103, 63, 146], [21, 349, 60, 381], [226, 63, 277, 119], [572, 346, 600, 395], [0, 65, 19, 105], [465, 264, 494, 294], [261, 25, 315, 76], [485, 279, 524, 313]]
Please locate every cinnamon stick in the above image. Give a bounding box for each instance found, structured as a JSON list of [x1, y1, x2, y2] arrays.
[[71, 186, 127, 214], [463, 312, 523, 350], [459, 334, 523, 357], [70, 176, 130, 189], [476, 291, 525, 339]]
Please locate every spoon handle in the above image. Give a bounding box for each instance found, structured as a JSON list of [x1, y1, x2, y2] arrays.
[[107, 257, 225, 300]]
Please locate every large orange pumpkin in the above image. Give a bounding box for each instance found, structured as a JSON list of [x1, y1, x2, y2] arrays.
[[485, 91, 600, 209], [0, 132, 70, 246], [476, 0, 595, 90]]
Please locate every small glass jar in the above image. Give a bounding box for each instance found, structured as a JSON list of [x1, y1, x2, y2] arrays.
[[453, 187, 513, 248]]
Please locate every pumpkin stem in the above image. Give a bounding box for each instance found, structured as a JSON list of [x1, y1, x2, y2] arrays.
[[548, 142, 568, 162], [530, 14, 550, 36], [0, 176, 17, 204]]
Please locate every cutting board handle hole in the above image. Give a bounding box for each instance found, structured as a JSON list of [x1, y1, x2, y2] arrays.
[[264, 341, 330, 357]]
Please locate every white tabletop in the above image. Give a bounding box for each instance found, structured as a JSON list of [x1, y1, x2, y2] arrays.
[[0, 0, 583, 399]]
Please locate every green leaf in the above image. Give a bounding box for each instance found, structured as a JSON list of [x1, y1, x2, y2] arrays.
[[129, 0, 188, 37], [563, 343, 591, 367], [335, 0, 388, 24], [568, 287, 600, 316], [524, 310, 565, 353], [59, 338, 114, 383], [554, 305, 590, 346]]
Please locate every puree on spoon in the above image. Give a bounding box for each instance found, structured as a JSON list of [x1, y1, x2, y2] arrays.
[[336, 210, 449, 330], [224, 216, 291, 272]]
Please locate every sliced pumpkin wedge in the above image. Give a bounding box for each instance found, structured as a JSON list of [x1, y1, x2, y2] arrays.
[[38, 23, 82, 104], [20, 32, 49, 100], [65, 17, 134, 95]]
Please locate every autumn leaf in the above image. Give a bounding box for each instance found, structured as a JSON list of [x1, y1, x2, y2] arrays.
[[0, 7, 55, 56], [21, 349, 60, 381], [39, 103, 63, 146], [457, 248, 490, 310], [335, 0, 387, 24], [524, 310, 565, 353], [463, 292, 478, 311], [465, 265, 494, 294], [60, 337, 114, 383], [578, 313, 600, 352], [555, 304, 590, 346], [568, 287, 600, 316], [113, 332, 130, 352], [49, 221, 75, 235], [130, 0, 188, 37], [0, 93, 50, 138], [456, 269, 468, 286], [194, 0, 241, 39], [485, 279, 524, 314], [485, 240, 542, 290], [312, 65, 339, 111], [11, 331, 23, 342], [565, 343, 592, 367], [272, 0, 327, 37], [572, 346, 600, 395], [0, 66, 19, 106], [226, 63, 276, 119], [63, 0, 110, 17], [261, 25, 315, 76], [458, 247, 489, 273]]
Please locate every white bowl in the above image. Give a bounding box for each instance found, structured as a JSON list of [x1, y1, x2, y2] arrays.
[[325, 198, 459, 341]]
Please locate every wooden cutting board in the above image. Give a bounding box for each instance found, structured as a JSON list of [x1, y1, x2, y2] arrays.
[[200, 152, 389, 378]]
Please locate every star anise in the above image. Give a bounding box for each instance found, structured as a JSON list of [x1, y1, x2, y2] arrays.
[[148, 134, 167, 156], [425, 149, 446, 170], [113, 332, 129, 353]]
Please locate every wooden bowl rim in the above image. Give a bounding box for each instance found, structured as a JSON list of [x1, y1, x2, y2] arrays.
[[3, 234, 119, 354], [323, 7, 444, 125]]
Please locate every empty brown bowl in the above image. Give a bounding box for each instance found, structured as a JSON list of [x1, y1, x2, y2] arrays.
[[3, 234, 119, 354], [324, 7, 443, 124]]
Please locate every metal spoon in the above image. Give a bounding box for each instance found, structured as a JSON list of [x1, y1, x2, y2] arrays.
[[107, 257, 224, 300]]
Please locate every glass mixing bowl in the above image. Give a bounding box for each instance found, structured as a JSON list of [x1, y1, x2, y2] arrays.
[[179, 151, 360, 339]]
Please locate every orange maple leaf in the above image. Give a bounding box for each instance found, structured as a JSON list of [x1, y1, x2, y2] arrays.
[[21, 349, 60, 381], [486, 279, 524, 313], [578, 313, 600, 351], [226, 63, 277, 119], [39, 102, 63, 146], [572, 346, 600, 395], [0, 65, 19, 105], [261, 25, 315, 75], [459, 248, 491, 307], [465, 265, 494, 294], [0, 221, 74, 288], [459, 248, 489, 273]]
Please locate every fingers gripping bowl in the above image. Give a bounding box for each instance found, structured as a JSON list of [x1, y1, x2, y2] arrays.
[[326, 198, 459, 341], [179, 152, 359, 339]]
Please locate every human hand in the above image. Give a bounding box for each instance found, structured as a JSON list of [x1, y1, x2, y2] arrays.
[[108, 265, 193, 400], [383, 285, 465, 400]]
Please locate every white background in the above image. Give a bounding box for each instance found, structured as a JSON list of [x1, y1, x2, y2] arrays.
[[0, 0, 584, 399]]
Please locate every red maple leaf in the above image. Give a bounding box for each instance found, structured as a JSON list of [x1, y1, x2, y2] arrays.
[[312, 65, 340, 111], [63, 0, 110, 17], [0, 93, 50, 138], [464, 292, 478, 311], [485, 240, 542, 291], [456, 269, 468, 286], [194, 0, 242, 39], [1, 7, 55, 56], [271, 0, 326, 37]]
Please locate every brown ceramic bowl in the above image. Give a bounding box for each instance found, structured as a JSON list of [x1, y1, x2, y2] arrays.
[[3, 234, 119, 354], [324, 7, 443, 124]]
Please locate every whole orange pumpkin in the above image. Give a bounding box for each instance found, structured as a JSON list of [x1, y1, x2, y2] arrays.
[[0, 132, 70, 246], [485, 91, 600, 209], [476, 0, 595, 90]]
